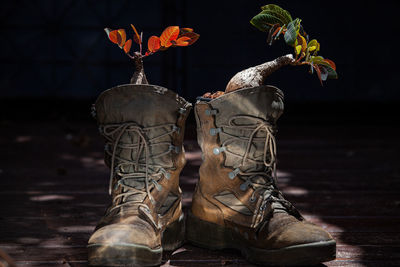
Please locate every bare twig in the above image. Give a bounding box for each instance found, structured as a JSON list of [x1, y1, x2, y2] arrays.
[[129, 52, 148, 85], [225, 54, 295, 92]]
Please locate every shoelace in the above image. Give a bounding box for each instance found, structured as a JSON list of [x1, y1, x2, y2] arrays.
[[220, 115, 295, 216], [100, 122, 178, 210]]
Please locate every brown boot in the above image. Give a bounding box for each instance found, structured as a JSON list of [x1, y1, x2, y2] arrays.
[[88, 84, 191, 266], [187, 86, 336, 266]]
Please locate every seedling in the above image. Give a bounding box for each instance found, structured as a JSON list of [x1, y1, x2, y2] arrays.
[[105, 25, 199, 84], [207, 4, 337, 98]]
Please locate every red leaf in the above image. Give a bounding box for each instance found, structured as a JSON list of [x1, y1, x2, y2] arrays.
[[105, 28, 121, 44], [179, 28, 193, 35], [160, 26, 180, 48], [174, 36, 191, 46], [117, 29, 126, 47], [313, 64, 323, 86], [324, 59, 336, 70], [123, 39, 132, 54], [178, 32, 199, 46], [131, 24, 141, 45], [148, 36, 161, 53]]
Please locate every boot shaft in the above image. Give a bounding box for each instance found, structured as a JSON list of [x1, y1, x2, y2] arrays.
[[193, 85, 287, 227], [93, 84, 191, 219], [94, 84, 191, 171], [195, 85, 284, 174]]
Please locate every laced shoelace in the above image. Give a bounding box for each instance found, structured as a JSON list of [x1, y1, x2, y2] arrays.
[[100, 122, 179, 212], [220, 115, 296, 215]]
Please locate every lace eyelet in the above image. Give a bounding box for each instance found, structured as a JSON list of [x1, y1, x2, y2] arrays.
[[240, 183, 248, 191], [172, 125, 180, 134], [228, 168, 240, 179], [179, 108, 186, 114], [213, 146, 226, 155], [205, 109, 218, 116], [209, 127, 221, 136]]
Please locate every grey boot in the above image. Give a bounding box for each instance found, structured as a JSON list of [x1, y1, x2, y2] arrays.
[[88, 84, 191, 266]]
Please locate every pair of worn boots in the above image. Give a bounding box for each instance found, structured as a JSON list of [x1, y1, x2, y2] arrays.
[[87, 84, 336, 266]]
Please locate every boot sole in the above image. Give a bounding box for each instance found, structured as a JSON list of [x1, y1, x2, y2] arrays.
[[186, 211, 336, 266], [88, 215, 185, 266]]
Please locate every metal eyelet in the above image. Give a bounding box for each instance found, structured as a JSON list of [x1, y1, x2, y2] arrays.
[[160, 168, 171, 180], [169, 145, 181, 153], [172, 125, 180, 134], [154, 182, 163, 192], [228, 168, 240, 179], [213, 146, 226, 155], [240, 183, 248, 191], [209, 127, 221, 136], [205, 109, 218, 116]]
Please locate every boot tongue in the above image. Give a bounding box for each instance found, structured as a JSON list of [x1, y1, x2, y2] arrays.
[[209, 86, 284, 173], [96, 84, 191, 202]]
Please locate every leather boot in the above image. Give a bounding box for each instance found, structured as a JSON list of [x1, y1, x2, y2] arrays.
[[88, 84, 191, 266], [187, 85, 336, 266]]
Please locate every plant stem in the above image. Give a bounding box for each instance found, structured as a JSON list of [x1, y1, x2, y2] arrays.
[[130, 52, 148, 85], [225, 54, 295, 92]]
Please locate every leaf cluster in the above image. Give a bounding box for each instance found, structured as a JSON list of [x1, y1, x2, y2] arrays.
[[250, 4, 337, 85], [104, 25, 199, 60]]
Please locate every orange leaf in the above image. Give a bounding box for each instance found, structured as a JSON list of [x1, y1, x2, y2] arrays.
[[148, 36, 161, 53], [174, 36, 191, 46], [123, 39, 132, 54], [105, 28, 121, 44], [130, 24, 141, 45], [117, 29, 126, 47], [160, 26, 180, 48], [178, 32, 199, 46], [324, 59, 336, 70]]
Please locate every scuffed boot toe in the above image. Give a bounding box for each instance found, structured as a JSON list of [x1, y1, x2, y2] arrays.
[[88, 223, 162, 266]]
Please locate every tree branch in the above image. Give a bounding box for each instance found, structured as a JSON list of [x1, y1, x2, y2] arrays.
[[225, 54, 295, 92]]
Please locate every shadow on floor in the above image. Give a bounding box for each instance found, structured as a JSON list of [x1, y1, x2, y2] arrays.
[[0, 104, 399, 266]]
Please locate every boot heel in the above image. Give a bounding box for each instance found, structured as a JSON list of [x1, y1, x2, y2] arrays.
[[162, 214, 185, 251], [186, 211, 233, 250]]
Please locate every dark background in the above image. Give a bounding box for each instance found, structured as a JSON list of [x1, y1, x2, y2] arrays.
[[1, 0, 399, 122], [1, 2, 399, 265]]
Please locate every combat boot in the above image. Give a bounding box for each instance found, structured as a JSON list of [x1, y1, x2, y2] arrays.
[[187, 86, 336, 266], [88, 84, 191, 266]]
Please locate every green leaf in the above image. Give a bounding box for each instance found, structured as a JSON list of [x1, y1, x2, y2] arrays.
[[319, 64, 338, 79], [260, 4, 293, 25], [295, 45, 302, 55], [284, 18, 300, 46], [310, 56, 325, 65], [311, 56, 337, 79], [250, 12, 285, 32], [307, 39, 320, 52], [319, 66, 329, 81]]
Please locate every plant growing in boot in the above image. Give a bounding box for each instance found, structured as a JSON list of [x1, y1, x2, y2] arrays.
[[104, 25, 199, 84], [205, 4, 337, 98], [187, 4, 336, 266], [88, 24, 197, 266]]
